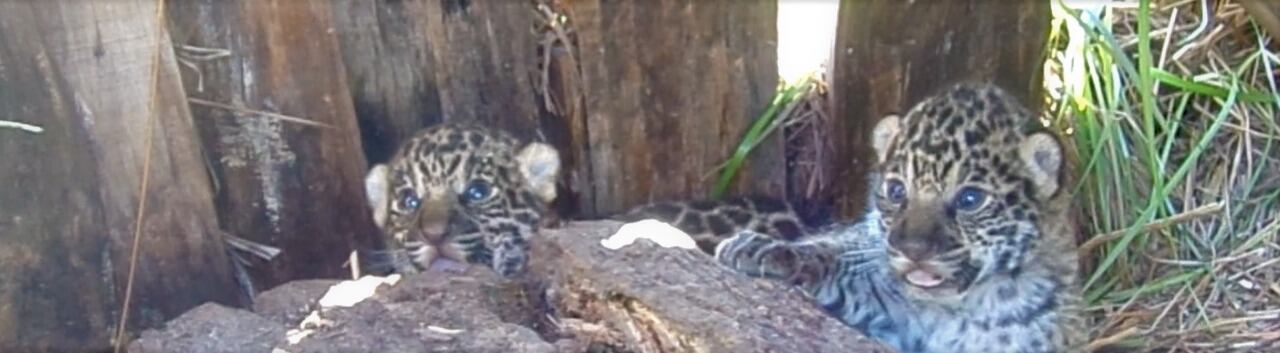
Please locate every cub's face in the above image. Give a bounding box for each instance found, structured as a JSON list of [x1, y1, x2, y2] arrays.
[[871, 85, 1064, 300], [364, 124, 560, 277]]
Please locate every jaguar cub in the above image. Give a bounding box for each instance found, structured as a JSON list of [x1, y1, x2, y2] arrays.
[[364, 123, 562, 277], [716, 83, 1084, 353], [364, 122, 817, 277]]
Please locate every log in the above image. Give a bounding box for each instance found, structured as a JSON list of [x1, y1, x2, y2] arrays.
[[166, 1, 380, 288], [0, 0, 241, 350], [327, 0, 547, 164], [529, 221, 889, 352], [128, 221, 889, 352], [553, 0, 783, 216], [828, 0, 1050, 217]]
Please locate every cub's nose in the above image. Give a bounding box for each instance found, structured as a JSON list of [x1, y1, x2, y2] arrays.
[[889, 235, 938, 261], [889, 214, 946, 261], [418, 221, 447, 241]]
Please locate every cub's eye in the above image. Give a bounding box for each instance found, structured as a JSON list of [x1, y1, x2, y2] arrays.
[[462, 180, 494, 202], [400, 190, 421, 211], [953, 186, 987, 211], [885, 178, 907, 203]]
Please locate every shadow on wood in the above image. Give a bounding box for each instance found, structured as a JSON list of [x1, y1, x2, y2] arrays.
[[328, 0, 547, 165]]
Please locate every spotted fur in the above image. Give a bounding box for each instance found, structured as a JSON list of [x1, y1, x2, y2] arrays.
[[364, 123, 561, 277], [365, 122, 815, 277], [613, 196, 821, 253], [716, 83, 1084, 353]]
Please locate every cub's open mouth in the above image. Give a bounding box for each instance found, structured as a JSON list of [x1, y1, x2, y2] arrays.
[[904, 269, 945, 288]]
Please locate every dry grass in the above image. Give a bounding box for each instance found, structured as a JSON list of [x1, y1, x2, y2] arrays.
[[1046, 0, 1280, 351]]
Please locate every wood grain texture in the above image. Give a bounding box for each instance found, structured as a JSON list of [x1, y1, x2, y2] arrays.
[[829, 0, 1050, 217], [328, 0, 546, 165], [0, 1, 241, 350], [130, 221, 890, 352], [328, 0, 443, 164], [167, 0, 379, 289], [531, 221, 891, 352], [556, 0, 781, 216]]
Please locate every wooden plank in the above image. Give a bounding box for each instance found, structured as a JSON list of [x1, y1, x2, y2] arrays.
[[0, 1, 242, 350], [828, 0, 1050, 217], [328, 0, 546, 164], [557, 0, 781, 216], [166, 0, 380, 288], [417, 1, 544, 132], [327, 0, 443, 163]]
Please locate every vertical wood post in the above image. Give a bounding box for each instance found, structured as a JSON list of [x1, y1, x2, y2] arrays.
[[167, 0, 380, 288], [328, 0, 547, 165], [556, 0, 780, 215], [829, 0, 1050, 216], [0, 1, 241, 350]]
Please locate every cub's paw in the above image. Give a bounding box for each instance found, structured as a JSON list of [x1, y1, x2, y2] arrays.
[[714, 230, 798, 281]]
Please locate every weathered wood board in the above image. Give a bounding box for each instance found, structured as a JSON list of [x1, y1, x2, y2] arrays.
[[328, 0, 548, 165], [0, 0, 241, 350], [829, 0, 1051, 217], [166, 0, 380, 288], [553, 0, 783, 216]]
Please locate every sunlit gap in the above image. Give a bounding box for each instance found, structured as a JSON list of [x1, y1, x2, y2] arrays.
[[777, 0, 839, 85]]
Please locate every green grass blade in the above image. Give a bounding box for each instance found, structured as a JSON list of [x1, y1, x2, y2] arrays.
[[711, 82, 805, 199], [1085, 79, 1241, 294]]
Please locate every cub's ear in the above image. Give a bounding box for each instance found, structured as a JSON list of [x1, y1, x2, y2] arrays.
[[516, 142, 561, 203], [872, 114, 902, 164], [1019, 132, 1064, 200], [365, 164, 390, 227]]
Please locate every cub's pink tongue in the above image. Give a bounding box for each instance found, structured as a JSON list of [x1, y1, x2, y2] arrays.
[[905, 269, 944, 288]]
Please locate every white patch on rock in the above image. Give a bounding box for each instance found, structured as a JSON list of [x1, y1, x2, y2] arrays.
[[600, 219, 697, 250], [317, 274, 401, 308]]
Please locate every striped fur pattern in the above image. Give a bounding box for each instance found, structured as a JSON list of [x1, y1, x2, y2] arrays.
[[715, 84, 1085, 353]]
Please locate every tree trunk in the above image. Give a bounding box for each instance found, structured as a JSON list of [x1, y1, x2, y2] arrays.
[[553, 0, 782, 216], [0, 1, 241, 350], [829, 0, 1050, 217], [166, 0, 380, 289]]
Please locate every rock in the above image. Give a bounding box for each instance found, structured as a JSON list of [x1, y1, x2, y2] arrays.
[[529, 220, 890, 353], [129, 221, 888, 353], [254, 279, 340, 325], [128, 303, 286, 353], [129, 270, 556, 353]]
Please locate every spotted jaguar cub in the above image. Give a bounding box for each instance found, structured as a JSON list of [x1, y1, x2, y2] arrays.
[[716, 84, 1084, 353], [364, 123, 561, 277], [364, 122, 816, 277]]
